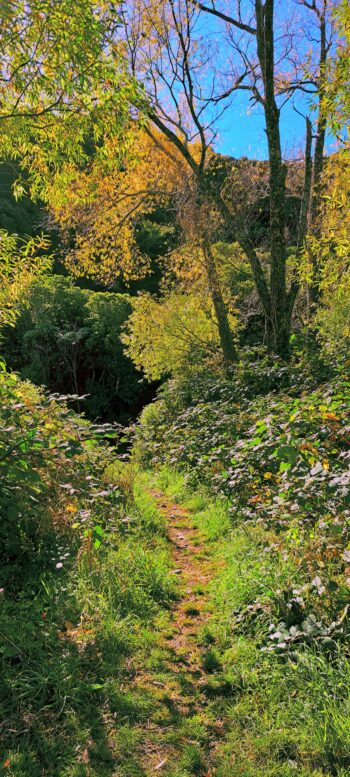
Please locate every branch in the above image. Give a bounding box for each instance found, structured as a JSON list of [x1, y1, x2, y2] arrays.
[[148, 109, 200, 175], [192, 1, 256, 34]]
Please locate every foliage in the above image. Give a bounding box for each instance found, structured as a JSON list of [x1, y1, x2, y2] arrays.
[[0, 363, 109, 582], [0, 230, 51, 328], [2, 276, 148, 421], [1, 1, 137, 197], [123, 290, 237, 380], [0, 163, 42, 235], [135, 358, 350, 635], [325, 0, 350, 134], [137, 363, 348, 521], [42, 131, 211, 284], [2, 1, 348, 362], [312, 149, 350, 353]]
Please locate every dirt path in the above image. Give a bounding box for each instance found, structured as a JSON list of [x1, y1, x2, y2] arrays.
[[129, 490, 225, 776]]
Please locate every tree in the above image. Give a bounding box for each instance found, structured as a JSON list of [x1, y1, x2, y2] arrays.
[[0, 230, 51, 329], [123, 289, 236, 379], [305, 3, 350, 351], [191, 0, 337, 350], [0, 1, 136, 191], [6, 0, 342, 360], [309, 148, 350, 353], [38, 0, 248, 366], [2, 276, 148, 420], [118, 0, 339, 356], [45, 128, 240, 366]]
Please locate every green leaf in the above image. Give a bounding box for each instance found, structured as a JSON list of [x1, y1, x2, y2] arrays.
[[279, 462, 291, 473]]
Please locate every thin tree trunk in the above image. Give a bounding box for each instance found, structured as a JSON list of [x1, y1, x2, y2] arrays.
[[298, 117, 313, 250], [202, 241, 238, 366], [308, 11, 327, 304]]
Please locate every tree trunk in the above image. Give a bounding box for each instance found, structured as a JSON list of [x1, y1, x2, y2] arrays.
[[202, 241, 238, 367], [308, 11, 327, 304], [297, 117, 313, 250], [256, 0, 290, 357]]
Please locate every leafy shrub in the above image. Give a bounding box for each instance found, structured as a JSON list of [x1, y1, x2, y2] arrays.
[[135, 349, 335, 466], [2, 276, 150, 421], [316, 289, 350, 358], [122, 290, 233, 380], [0, 229, 51, 328], [136, 361, 350, 636], [0, 363, 118, 586]]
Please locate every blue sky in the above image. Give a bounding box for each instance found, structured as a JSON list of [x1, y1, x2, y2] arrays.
[[215, 96, 305, 159], [215, 93, 336, 160]]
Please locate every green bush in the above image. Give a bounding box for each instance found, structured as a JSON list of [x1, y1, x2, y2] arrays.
[[136, 364, 350, 640], [2, 276, 150, 421], [0, 363, 117, 586]]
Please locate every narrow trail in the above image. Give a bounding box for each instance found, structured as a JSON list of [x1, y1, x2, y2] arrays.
[[128, 490, 226, 776]]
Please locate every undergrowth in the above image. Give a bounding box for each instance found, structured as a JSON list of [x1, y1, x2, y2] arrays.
[[0, 369, 177, 776], [136, 363, 350, 643], [3, 354, 350, 776], [154, 467, 350, 777]]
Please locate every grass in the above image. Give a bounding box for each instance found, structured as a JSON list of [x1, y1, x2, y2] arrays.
[[0, 465, 177, 777], [151, 466, 350, 777], [3, 461, 350, 776]]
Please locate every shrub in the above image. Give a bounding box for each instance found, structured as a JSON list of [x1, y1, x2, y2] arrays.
[[1, 276, 149, 421], [0, 368, 176, 773], [136, 362, 350, 636], [0, 363, 117, 587]]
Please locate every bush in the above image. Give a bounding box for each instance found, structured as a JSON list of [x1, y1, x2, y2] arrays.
[[1, 276, 150, 421], [0, 363, 117, 586], [136, 361, 350, 636], [316, 289, 350, 359], [135, 349, 335, 466]]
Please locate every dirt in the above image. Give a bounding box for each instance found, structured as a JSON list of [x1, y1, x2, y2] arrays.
[[128, 490, 226, 776]]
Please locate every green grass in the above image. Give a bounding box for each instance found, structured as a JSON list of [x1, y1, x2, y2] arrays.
[[148, 466, 350, 777], [0, 465, 177, 776], [3, 461, 350, 776]]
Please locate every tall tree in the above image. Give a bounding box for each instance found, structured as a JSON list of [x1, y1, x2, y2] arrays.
[[192, 0, 336, 351], [120, 0, 240, 364], [4, 0, 341, 360], [45, 129, 239, 367], [117, 0, 338, 357]]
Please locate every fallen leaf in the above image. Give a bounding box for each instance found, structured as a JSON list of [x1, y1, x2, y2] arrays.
[[155, 758, 168, 770]]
